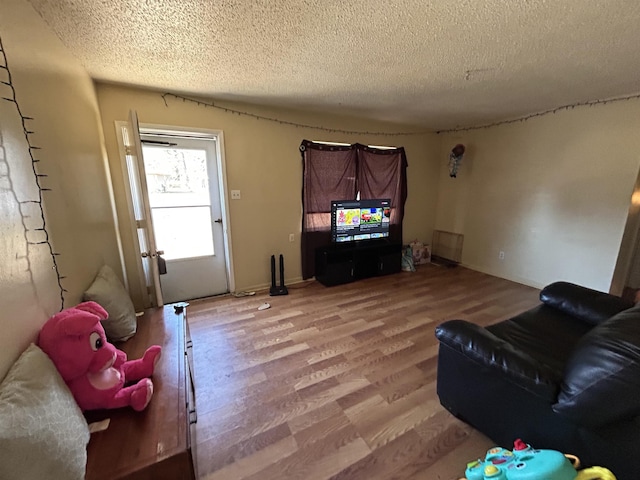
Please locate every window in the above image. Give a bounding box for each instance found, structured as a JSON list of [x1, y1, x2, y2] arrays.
[[300, 140, 408, 279]]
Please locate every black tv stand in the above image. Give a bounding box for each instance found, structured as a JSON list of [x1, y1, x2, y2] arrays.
[[315, 241, 402, 286]]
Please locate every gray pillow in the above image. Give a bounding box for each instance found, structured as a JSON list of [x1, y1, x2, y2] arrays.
[[83, 264, 137, 342], [0, 344, 90, 480]]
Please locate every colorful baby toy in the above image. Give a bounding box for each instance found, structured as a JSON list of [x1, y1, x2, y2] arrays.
[[38, 301, 161, 411], [462, 440, 616, 480]]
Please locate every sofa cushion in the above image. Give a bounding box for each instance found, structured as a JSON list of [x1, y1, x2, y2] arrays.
[[540, 281, 634, 326], [0, 344, 90, 480], [553, 305, 640, 427], [83, 264, 137, 342], [488, 304, 593, 372]]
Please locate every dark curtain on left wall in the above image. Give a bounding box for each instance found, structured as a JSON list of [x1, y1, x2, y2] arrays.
[[300, 140, 408, 280], [300, 141, 357, 280]]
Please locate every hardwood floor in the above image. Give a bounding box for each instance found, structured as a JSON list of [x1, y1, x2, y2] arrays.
[[187, 264, 541, 480]]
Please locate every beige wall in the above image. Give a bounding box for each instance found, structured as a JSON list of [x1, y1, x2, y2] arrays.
[[0, 0, 121, 380], [95, 84, 440, 304], [9, 0, 635, 385], [435, 99, 640, 292]]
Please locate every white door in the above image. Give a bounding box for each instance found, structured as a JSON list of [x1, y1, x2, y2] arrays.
[[139, 132, 229, 303], [119, 111, 164, 307]]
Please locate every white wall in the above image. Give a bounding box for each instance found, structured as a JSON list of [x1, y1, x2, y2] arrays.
[[435, 99, 640, 292], [0, 0, 121, 380]]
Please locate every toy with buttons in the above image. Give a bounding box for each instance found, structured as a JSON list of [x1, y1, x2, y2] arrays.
[[461, 439, 616, 480]]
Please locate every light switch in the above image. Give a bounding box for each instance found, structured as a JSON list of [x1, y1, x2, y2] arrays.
[[231, 190, 241, 200]]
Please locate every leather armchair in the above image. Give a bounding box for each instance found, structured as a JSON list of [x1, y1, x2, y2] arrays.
[[435, 282, 639, 480]]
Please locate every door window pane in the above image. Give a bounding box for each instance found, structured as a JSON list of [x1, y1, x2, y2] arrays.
[[142, 147, 210, 207], [151, 206, 214, 260]]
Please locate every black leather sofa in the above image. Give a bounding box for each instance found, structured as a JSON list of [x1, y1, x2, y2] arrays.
[[435, 281, 640, 480]]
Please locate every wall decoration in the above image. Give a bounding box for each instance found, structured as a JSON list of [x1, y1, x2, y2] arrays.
[[0, 35, 66, 310], [448, 144, 465, 178], [161, 92, 427, 137], [437, 93, 640, 133]]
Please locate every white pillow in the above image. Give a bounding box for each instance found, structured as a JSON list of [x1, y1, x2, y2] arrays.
[[0, 344, 90, 480], [83, 264, 137, 342]]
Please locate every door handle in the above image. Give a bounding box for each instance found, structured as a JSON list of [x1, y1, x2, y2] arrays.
[[141, 250, 165, 258], [214, 218, 223, 224]]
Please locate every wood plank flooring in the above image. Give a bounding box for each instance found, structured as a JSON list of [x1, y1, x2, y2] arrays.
[[187, 265, 541, 480]]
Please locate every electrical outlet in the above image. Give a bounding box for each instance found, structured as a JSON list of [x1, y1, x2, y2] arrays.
[[231, 190, 241, 200], [499, 251, 505, 260], [289, 233, 295, 242]]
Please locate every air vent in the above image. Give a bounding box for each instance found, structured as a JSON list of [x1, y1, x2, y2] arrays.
[[431, 230, 463, 267]]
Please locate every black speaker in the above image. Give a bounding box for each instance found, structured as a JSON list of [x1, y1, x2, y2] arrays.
[[269, 254, 288, 296]]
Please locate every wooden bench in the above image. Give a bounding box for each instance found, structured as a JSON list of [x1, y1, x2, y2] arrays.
[[85, 304, 197, 480]]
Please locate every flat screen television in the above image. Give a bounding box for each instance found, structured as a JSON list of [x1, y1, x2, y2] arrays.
[[330, 198, 391, 243]]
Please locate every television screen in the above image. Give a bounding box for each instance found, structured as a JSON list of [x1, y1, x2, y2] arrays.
[[331, 198, 391, 243]]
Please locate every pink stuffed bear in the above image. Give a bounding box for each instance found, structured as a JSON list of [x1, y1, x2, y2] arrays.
[[38, 301, 161, 412]]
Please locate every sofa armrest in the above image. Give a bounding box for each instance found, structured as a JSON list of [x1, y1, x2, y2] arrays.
[[553, 306, 640, 428], [435, 320, 560, 401], [540, 281, 634, 326]]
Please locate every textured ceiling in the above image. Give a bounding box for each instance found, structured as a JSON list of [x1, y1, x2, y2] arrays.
[[26, 0, 640, 130]]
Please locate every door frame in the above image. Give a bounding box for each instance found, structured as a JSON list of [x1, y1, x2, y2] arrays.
[[611, 163, 640, 297], [116, 122, 236, 304]]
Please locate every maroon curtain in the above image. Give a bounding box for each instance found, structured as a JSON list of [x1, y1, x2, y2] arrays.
[[300, 140, 408, 279], [356, 144, 408, 245], [301, 140, 356, 279]]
